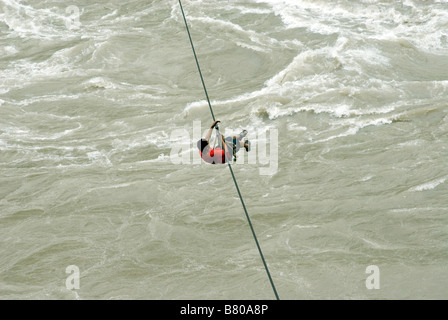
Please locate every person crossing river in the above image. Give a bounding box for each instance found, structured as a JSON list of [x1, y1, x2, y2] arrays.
[[197, 120, 251, 164]]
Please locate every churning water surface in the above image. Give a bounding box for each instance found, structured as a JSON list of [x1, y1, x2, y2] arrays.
[[0, 0, 447, 299]]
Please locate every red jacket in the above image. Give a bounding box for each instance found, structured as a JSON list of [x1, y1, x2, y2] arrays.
[[199, 147, 231, 164]]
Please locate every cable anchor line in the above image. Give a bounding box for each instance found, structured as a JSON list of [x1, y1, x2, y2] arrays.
[[177, 0, 279, 300]]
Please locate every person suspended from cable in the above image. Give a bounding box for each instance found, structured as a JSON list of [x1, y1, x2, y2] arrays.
[[197, 120, 230, 164], [197, 120, 251, 164]]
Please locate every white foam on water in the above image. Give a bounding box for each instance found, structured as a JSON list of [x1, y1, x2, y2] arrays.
[[344, 47, 392, 69], [310, 117, 393, 143], [408, 176, 447, 192], [188, 16, 247, 33], [366, 5, 448, 53], [178, 1, 420, 128], [111, 130, 171, 153], [0, 45, 19, 58], [390, 207, 448, 214], [253, 0, 341, 34], [31, 124, 83, 141], [86, 182, 137, 193], [231, 5, 273, 16], [0, 119, 83, 144], [0, 125, 31, 140], [83, 77, 118, 90], [293, 224, 319, 229], [185, 14, 283, 53], [100, 9, 118, 21], [184, 38, 390, 118], [183, 88, 267, 115], [1, 0, 83, 39], [287, 123, 307, 131], [397, 139, 425, 147], [3, 94, 80, 107], [234, 41, 267, 53], [359, 175, 373, 182], [86, 150, 112, 167], [0, 46, 88, 91], [254, 0, 448, 54]]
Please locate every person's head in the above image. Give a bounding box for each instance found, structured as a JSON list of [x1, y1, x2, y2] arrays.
[[197, 138, 210, 153]]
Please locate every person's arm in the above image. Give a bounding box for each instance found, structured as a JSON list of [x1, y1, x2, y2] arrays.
[[204, 127, 213, 142], [205, 120, 220, 142]]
